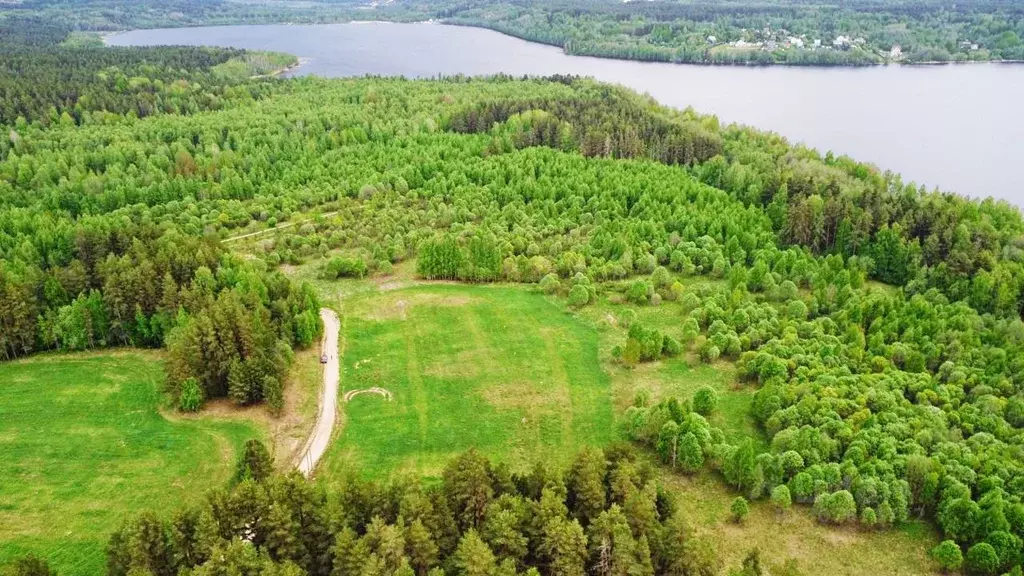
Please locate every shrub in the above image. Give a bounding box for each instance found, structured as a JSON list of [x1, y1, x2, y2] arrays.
[[693, 386, 718, 415], [662, 335, 682, 357], [651, 266, 671, 288], [626, 280, 652, 305], [6, 555, 55, 576], [567, 284, 590, 307], [680, 292, 701, 313], [814, 490, 857, 525], [323, 256, 368, 279], [539, 273, 561, 294], [264, 375, 284, 417], [860, 507, 877, 529], [179, 377, 204, 412], [622, 339, 642, 367], [771, 485, 792, 513], [627, 323, 666, 362], [618, 309, 637, 328], [678, 432, 704, 474], [699, 342, 721, 363], [931, 540, 963, 573], [965, 542, 999, 576], [731, 497, 750, 523]]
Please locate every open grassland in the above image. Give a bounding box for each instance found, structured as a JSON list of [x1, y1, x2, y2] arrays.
[[0, 352, 264, 576], [319, 282, 615, 478]]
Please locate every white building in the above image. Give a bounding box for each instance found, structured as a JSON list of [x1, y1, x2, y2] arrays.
[[788, 36, 804, 48], [890, 45, 902, 59]]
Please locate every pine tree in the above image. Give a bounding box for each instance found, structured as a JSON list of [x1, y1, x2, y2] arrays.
[[567, 448, 607, 526], [331, 527, 368, 576], [406, 518, 439, 575], [453, 529, 497, 576], [264, 504, 302, 563]]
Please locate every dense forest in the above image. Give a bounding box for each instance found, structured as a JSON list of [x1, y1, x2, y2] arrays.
[[0, 16, 319, 410], [5, 5, 1024, 575]]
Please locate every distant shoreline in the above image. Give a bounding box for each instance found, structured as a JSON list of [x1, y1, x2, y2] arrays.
[[101, 21, 1024, 69]]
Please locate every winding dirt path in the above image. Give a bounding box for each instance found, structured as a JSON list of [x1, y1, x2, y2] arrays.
[[296, 308, 340, 477]]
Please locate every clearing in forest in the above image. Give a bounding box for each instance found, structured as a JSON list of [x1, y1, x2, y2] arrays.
[[319, 284, 615, 478], [0, 352, 262, 576]]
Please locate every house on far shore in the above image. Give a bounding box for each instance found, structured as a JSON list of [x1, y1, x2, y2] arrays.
[[707, 35, 717, 44], [890, 44, 902, 60]]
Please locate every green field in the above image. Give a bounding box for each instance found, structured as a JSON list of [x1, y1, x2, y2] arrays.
[[319, 283, 615, 478], [0, 352, 263, 576]]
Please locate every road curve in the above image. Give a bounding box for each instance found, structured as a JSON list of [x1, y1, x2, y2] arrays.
[[297, 308, 340, 477]]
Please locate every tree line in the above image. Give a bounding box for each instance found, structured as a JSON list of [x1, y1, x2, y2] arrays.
[[63, 443, 788, 576]]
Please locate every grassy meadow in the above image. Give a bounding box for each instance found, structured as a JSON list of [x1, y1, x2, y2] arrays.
[[0, 352, 264, 576], [319, 283, 616, 478]]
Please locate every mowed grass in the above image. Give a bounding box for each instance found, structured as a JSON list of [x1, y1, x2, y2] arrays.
[[320, 284, 615, 479], [0, 351, 263, 576]]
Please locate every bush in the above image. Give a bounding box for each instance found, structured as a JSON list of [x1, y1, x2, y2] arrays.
[[731, 497, 750, 523], [627, 323, 666, 362], [699, 342, 721, 363], [179, 377, 204, 412], [567, 284, 590, 307], [860, 507, 877, 529], [678, 432, 704, 474], [814, 490, 856, 525], [692, 386, 718, 415], [323, 256, 368, 279], [771, 485, 792, 513], [618, 309, 637, 328], [622, 339, 642, 367], [931, 540, 963, 573], [651, 265, 671, 288], [264, 375, 284, 417], [539, 273, 561, 294], [627, 280, 652, 305], [662, 335, 682, 357], [965, 542, 999, 576]]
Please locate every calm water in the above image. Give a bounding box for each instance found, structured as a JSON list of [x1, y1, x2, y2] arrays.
[[108, 22, 1024, 204]]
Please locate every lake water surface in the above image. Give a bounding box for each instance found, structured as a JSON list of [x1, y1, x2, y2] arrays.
[[107, 22, 1024, 205]]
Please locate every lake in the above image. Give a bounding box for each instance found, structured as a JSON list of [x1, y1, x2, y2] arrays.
[[107, 22, 1024, 205]]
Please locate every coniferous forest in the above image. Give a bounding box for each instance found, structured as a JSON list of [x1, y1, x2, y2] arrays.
[[4, 4, 1024, 576]]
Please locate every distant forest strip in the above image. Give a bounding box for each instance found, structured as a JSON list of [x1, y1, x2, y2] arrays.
[[3, 0, 1024, 66]]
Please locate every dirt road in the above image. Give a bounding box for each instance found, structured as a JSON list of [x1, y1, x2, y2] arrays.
[[296, 308, 340, 476]]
